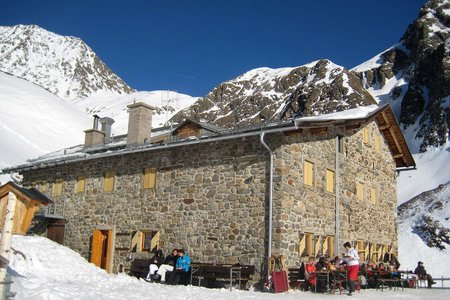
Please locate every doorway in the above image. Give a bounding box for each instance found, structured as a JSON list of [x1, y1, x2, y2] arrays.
[[90, 228, 114, 272]]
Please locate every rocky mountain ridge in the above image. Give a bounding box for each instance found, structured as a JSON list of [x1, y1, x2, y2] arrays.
[[0, 24, 134, 100], [173, 0, 449, 154], [171, 59, 376, 128]]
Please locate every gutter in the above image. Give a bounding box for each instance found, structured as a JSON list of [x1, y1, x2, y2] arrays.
[[259, 132, 274, 271], [335, 135, 340, 256]]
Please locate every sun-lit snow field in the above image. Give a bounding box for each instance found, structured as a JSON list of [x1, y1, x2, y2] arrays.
[[8, 235, 449, 300]]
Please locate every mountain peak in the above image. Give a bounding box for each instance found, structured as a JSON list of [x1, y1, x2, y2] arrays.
[[0, 24, 134, 101]]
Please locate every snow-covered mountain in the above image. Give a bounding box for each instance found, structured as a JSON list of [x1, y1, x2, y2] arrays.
[[352, 0, 450, 153], [172, 59, 376, 128], [0, 25, 134, 100], [0, 70, 91, 183]]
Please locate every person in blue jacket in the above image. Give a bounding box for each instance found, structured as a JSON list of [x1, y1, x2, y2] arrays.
[[167, 248, 191, 284]]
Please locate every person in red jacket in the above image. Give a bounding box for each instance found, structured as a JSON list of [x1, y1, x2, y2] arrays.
[[304, 256, 317, 290]]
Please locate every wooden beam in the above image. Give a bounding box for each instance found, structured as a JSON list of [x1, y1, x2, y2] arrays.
[[381, 112, 408, 165], [393, 154, 404, 158]]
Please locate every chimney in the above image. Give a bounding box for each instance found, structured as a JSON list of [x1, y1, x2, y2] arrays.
[[127, 102, 155, 145], [100, 117, 115, 144], [84, 115, 105, 148]]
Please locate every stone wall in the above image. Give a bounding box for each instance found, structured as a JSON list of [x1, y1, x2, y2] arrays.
[[21, 120, 398, 283]]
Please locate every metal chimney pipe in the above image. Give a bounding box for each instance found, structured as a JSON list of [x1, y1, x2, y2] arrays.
[[93, 114, 100, 130]]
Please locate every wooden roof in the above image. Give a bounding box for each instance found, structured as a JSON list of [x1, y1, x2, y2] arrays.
[[0, 181, 53, 205], [373, 106, 416, 168]]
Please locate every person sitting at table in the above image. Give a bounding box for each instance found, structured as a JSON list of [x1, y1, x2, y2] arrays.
[[145, 249, 165, 282], [383, 252, 401, 270], [304, 257, 317, 291], [414, 261, 436, 288], [314, 256, 329, 292]]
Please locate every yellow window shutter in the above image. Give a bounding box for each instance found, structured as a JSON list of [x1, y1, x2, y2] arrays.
[[371, 187, 377, 204], [328, 236, 335, 258], [375, 134, 381, 152], [150, 231, 160, 252], [314, 236, 321, 257], [357, 182, 364, 201], [363, 128, 370, 144], [326, 169, 335, 193], [76, 176, 85, 193], [299, 234, 306, 256], [143, 168, 156, 189], [53, 179, 63, 196], [104, 171, 115, 192], [304, 161, 313, 186], [130, 231, 144, 252]]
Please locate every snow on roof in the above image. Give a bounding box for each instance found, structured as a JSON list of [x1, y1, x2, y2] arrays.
[[295, 104, 379, 122]]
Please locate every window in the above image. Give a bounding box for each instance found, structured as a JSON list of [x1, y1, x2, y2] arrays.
[[338, 135, 344, 154], [326, 169, 335, 193], [363, 128, 370, 145], [52, 179, 63, 196], [103, 171, 115, 192], [143, 167, 156, 189], [371, 187, 377, 205], [299, 233, 314, 257], [356, 181, 365, 201], [130, 230, 160, 253], [76, 176, 85, 193], [304, 160, 314, 186], [374, 133, 381, 153]]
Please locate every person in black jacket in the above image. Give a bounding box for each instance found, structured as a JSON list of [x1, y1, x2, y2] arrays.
[[145, 249, 165, 282], [155, 248, 178, 283], [414, 261, 436, 288]]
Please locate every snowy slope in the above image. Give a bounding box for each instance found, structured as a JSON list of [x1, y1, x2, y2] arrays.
[[0, 71, 91, 183], [8, 235, 449, 300]]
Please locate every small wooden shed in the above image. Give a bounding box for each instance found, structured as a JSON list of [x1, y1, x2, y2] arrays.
[[0, 181, 52, 235]]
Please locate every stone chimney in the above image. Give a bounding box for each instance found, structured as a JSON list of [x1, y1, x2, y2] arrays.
[[100, 117, 115, 144], [127, 102, 155, 145], [84, 115, 105, 148]]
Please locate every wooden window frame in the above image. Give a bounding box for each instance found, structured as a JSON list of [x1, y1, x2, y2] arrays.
[[323, 236, 335, 258], [130, 230, 160, 253]]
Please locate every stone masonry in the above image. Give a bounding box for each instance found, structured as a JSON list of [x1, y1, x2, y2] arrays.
[[21, 119, 398, 284]]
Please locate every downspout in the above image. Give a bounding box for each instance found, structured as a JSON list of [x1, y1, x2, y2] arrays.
[[260, 132, 273, 270], [335, 135, 340, 255]]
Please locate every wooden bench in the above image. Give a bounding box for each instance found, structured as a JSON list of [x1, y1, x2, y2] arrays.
[[190, 263, 255, 290], [376, 278, 403, 291], [129, 258, 151, 279], [288, 267, 305, 290]]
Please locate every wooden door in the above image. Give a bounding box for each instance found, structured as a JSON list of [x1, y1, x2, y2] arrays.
[[90, 229, 113, 272], [47, 220, 65, 244]]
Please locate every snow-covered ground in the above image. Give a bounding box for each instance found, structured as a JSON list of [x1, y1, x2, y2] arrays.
[[7, 235, 449, 300]]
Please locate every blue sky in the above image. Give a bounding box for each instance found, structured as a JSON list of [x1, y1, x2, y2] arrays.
[[1, 0, 426, 96]]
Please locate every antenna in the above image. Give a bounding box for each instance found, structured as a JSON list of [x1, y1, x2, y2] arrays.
[[161, 90, 178, 126]]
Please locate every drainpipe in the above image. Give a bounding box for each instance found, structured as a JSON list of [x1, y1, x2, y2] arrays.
[[335, 136, 340, 255], [259, 132, 273, 270]]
